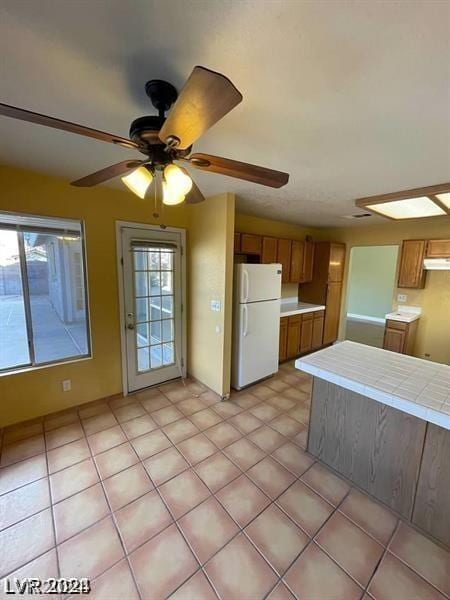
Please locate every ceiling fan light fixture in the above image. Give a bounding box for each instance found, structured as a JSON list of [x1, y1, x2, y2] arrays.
[[121, 166, 153, 199], [164, 164, 193, 195], [162, 180, 185, 206]]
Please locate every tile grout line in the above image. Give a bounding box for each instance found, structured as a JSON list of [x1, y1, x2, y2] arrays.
[[43, 425, 61, 581], [77, 408, 145, 600]]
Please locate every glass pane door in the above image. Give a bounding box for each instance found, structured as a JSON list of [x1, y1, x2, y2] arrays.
[[122, 227, 185, 392], [133, 246, 175, 373]]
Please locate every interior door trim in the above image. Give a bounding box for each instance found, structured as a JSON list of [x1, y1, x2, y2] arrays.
[[115, 220, 187, 396]]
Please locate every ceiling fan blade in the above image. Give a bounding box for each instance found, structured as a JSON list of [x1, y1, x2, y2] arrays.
[[0, 103, 138, 149], [159, 66, 242, 150], [71, 160, 144, 187], [185, 179, 205, 204], [187, 153, 289, 188]]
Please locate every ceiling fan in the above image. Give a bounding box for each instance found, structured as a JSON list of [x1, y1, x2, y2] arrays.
[[0, 66, 289, 206]]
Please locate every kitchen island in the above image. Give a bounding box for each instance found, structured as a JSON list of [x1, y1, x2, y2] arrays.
[[296, 341, 450, 548]]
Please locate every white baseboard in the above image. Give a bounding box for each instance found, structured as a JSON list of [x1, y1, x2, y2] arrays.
[[346, 313, 385, 325]]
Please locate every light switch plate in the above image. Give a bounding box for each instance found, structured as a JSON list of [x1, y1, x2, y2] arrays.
[[62, 379, 71, 392], [210, 299, 221, 312], [397, 294, 407, 303]]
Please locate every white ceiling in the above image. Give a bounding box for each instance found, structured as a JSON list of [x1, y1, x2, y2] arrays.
[[1, 0, 449, 227]]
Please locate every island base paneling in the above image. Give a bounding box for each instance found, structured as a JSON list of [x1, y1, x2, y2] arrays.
[[308, 378, 426, 520], [412, 424, 450, 548], [307, 377, 450, 548]]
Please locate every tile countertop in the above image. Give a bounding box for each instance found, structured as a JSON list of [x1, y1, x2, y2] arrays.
[[280, 300, 325, 317], [295, 340, 450, 430]]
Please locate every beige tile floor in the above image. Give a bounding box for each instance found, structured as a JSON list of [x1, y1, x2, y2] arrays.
[[0, 361, 449, 599]]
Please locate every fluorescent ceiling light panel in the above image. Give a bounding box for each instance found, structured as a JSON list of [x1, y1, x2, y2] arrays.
[[435, 192, 450, 209], [366, 196, 446, 219]]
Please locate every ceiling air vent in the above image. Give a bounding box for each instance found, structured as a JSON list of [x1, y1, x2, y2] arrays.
[[342, 213, 373, 219]]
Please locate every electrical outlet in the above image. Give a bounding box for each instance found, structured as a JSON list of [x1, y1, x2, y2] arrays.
[[62, 379, 71, 392], [397, 294, 407, 303]]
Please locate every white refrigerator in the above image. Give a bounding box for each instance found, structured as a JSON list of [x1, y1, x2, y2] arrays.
[[232, 263, 282, 390]]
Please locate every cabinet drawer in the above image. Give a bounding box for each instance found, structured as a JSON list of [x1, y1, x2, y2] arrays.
[[386, 319, 408, 331], [313, 310, 325, 319], [288, 314, 302, 324], [301, 312, 313, 321]]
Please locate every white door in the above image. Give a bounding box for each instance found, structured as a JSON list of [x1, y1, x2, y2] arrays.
[[232, 298, 280, 389], [235, 264, 282, 303], [120, 226, 185, 392]]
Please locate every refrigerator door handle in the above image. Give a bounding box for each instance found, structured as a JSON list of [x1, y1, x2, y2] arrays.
[[242, 304, 249, 337], [243, 269, 249, 302]]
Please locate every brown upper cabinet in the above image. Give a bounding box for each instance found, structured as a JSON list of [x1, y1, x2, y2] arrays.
[[277, 239, 292, 283], [426, 239, 450, 258], [240, 233, 262, 255], [397, 240, 427, 288], [302, 240, 315, 283], [328, 243, 346, 282], [290, 241, 304, 283], [234, 232, 241, 254], [261, 236, 278, 264]]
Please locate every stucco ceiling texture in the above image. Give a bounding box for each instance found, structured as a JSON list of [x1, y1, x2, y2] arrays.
[[0, 0, 449, 227]]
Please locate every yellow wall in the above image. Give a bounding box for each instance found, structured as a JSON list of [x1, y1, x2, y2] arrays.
[[0, 166, 234, 426], [188, 193, 235, 397], [330, 218, 450, 364], [235, 212, 324, 241]]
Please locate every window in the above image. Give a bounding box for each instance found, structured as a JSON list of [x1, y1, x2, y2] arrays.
[[0, 213, 91, 372]]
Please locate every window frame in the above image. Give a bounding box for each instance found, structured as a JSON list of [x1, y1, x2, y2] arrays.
[[0, 212, 92, 375]]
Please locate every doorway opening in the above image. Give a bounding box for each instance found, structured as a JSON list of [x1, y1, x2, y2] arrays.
[[344, 245, 399, 348], [116, 222, 186, 394]]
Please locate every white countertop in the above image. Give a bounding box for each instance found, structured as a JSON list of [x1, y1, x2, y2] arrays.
[[385, 306, 422, 323], [280, 301, 325, 317], [295, 341, 450, 430]]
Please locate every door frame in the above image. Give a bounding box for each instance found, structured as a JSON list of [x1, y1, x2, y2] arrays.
[[116, 220, 187, 396]]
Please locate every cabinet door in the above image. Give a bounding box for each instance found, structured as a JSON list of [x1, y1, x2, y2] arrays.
[[262, 237, 278, 264], [287, 315, 301, 358], [312, 312, 324, 349], [383, 328, 406, 353], [277, 239, 292, 283], [234, 232, 241, 253], [301, 240, 315, 282], [279, 317, 288, 362], [328, 244, 346, 282], [426, 239, 450, 258], [397, 240, 427, 288], [290, 241, 304, 282], [323, 282, 342, 345], [299, 314, 313, 353], [241, 234, 262, 255]]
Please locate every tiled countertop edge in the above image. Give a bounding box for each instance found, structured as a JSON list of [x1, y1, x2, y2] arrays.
[[295, 360, 450, 431]]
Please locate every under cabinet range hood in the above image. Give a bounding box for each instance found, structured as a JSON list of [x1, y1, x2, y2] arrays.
[[423, 258, 450, 270]]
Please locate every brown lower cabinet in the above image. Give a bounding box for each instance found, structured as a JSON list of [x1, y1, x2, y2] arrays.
[[299, 313, 313, 353], [312, 312, 325, 349], [287, 315, 302, 358], [279, 310, 325, 362], [383, 319, 418, 355], [279, 317, 288, 361]]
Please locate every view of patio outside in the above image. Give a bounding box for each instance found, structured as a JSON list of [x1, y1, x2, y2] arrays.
[[0, 229, 89, 371]]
